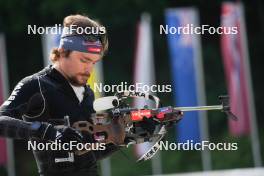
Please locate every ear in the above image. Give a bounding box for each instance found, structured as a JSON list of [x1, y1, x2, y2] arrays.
[[58, 48, 65, 58], [58, 47, 64, 53]]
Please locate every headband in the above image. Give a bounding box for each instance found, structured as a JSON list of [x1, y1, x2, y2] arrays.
[[59, 35, 103, 54], [59, 26, 103, 54]]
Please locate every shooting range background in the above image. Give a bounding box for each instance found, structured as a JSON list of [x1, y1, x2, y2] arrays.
[[0, 0, 264, 175]]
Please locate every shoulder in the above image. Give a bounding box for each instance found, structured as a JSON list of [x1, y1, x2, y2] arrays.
[[0, 67, 53, 117], [15, 66, 53, 93], [11, 75, 40, 96], [1, 74, 41, 109]]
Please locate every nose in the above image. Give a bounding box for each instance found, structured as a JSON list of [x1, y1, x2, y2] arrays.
[[85, 62, 94, 74]]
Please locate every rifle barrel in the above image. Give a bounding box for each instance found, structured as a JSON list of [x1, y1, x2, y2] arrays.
[[173, 105, 223, 112]]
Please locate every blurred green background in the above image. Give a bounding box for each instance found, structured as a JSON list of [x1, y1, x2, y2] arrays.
[[0, 0, 263, 175]]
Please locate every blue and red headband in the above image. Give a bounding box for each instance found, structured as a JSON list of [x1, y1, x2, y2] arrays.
[[59, 35, 103, 54], [59, 26, 104, 55]]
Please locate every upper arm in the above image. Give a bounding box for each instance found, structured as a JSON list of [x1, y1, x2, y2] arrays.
[[0, 76, 39, 119]]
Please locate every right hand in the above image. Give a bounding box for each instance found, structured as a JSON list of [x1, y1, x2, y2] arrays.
[[54, 125, 84, 144], [30, 122, 84, 144]]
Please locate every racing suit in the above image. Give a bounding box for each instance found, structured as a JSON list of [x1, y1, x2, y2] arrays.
[[0, 65, 119, 176]]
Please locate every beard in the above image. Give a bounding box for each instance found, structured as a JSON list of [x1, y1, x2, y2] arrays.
[[67, 73, 90, 86]]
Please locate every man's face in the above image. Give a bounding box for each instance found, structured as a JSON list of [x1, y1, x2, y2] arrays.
[[58, 50, 102, 86]]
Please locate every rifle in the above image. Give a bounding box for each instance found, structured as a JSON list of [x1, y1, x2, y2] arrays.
[[72, 91, 237, 160]]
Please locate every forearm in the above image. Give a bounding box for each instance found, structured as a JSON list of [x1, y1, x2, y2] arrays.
[[0, 116, 52, 140], [0, 116, 32, 139]]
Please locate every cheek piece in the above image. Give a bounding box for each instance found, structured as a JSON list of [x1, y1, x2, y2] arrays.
[[59, 35, 103, 54]]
